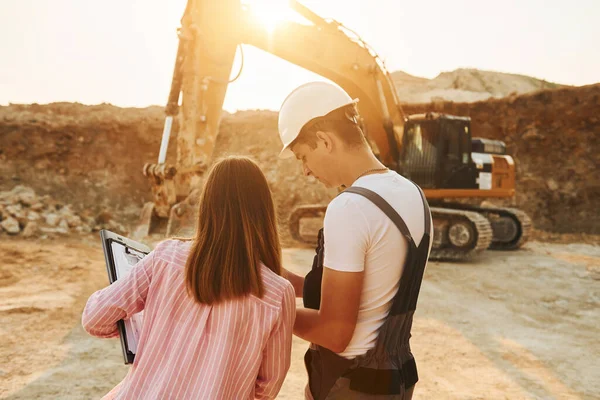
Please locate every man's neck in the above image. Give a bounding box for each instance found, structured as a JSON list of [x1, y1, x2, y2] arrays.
[[338, 150, 387, 188]]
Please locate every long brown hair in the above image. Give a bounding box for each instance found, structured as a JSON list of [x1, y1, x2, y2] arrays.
[[185, 155, 281, 304]]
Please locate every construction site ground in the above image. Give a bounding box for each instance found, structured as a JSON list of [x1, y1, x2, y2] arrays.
[[1, 83, 599, 398], [1, 236, 599, 399]]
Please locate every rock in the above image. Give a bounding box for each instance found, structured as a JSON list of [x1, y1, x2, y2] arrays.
[[96, 211, 113, 224], [1, 194, 18, 205], [546, 179, 559, 191], [5, 204, 23, 217], [16, 188, 37, 206], [1, 217, 21, 235], [0, 191, 11, 202], [38, 195, 51, 204], [34, 160, 48, 170], [83, 216, 96, 228], [108, 219, 127, 234], [22, 221, 38, 238], [45, 213, 60, 227], [58, 219, 70, 232], [5, 206, 26, 226], [58, 206, 83, 228], [39, 227, 69, 235], [75, 224, 92, 234], [27, 211, 41, 221], [522, 127, 544, 140], [30, 202, 45, 211], [58, 204, 74, 216], [65, 214, 82, 228]]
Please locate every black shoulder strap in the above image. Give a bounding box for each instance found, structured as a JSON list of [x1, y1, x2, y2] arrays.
[[343, 178, 431, 235], [341, 187, 415, 246]]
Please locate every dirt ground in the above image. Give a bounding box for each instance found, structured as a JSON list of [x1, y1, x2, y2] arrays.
[[1, 83, 599, 399], [1, 235, 598, 399]]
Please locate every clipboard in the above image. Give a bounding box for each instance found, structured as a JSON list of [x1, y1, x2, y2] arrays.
[[99, 229, 152, 364]]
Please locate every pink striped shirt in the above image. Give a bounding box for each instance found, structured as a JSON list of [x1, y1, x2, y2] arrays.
[[82, 239, 295, 400]]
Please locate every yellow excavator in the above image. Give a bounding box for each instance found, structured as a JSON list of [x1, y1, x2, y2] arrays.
[[134, 0, 531, 260]]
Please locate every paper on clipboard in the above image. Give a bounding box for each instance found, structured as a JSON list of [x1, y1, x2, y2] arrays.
[[110, 241, 145, 354], [100, 230, 151, 364]]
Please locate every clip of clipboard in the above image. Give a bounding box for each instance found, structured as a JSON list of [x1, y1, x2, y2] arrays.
[[99, 229, 152, 364]]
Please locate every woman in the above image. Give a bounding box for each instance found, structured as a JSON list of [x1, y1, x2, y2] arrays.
[[82, 156, 295, 399]]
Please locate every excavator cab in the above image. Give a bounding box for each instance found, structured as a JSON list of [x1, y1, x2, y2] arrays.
[[401, 114, 475, 189], [400, 113, 512, 194]]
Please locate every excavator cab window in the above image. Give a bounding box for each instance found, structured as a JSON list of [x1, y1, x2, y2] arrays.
[[401, 120, 440, 188], [401, 117, 478, 189], [441, 119, 471, 164], [438, 118, 478, 189]]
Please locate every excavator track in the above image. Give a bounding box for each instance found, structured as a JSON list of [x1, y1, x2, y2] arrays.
[[481, 207, 532, 250], [429, 207, 493, 261], [438, 204, 532, 250], [289, 204, 494, 261]]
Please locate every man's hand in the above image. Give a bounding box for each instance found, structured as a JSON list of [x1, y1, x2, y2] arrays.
[[293, 267, 364, 353]]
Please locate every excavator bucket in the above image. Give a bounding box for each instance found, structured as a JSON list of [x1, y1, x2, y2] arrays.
[[131, 202, 162, 240], [132, 187, 200, 241]]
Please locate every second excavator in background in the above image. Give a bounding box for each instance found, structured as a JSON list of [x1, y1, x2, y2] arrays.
[[135, 0, 531, 261]]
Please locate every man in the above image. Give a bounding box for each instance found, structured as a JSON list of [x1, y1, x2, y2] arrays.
[[278, 82, 433, 400]]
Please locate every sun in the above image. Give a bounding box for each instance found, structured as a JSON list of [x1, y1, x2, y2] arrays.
[[243, 0, 296, 33]]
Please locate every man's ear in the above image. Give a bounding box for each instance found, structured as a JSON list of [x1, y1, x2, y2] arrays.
[[315, 130, 334, 153]]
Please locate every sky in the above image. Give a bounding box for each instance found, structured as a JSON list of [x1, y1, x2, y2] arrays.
[[0, 0, 599, 112]]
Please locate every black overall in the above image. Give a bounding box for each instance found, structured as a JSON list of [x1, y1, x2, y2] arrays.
[[302, 184, 432, 400]]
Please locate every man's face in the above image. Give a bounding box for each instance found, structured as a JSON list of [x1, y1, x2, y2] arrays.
[[290, 141, 336, 188]]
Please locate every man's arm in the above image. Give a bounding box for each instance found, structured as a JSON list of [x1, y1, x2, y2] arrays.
[[293, 195, 368, 352], [282, 268, 304, 298], [293, 266, 363, 353]]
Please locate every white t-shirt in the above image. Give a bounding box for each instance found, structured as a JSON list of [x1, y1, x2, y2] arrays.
[[323, 170, 432, 358]]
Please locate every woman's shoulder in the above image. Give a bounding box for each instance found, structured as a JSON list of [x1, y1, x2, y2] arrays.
[[260, 264, 291, 289], [257, 263, 295, 308], [151, 239, 192, 266]]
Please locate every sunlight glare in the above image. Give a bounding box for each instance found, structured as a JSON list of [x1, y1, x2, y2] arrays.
[[243, 0, 295, 34]]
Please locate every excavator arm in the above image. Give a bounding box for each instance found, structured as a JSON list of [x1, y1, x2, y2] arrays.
[[239, 0, 405, 166], [135, 0, 531, 261], [135, 0, 405, 238]]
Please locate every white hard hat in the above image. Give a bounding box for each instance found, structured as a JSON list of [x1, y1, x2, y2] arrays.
[[277, 81, 358, 159]]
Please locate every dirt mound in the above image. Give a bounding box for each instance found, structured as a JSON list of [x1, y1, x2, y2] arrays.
[[0, 102, 165, 221], [1, 84, 598, 243], [0, 185, 128, 238], [0, 104, 335, 245], [392, 68, 566, 104], [403, 83, 600, 233]]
